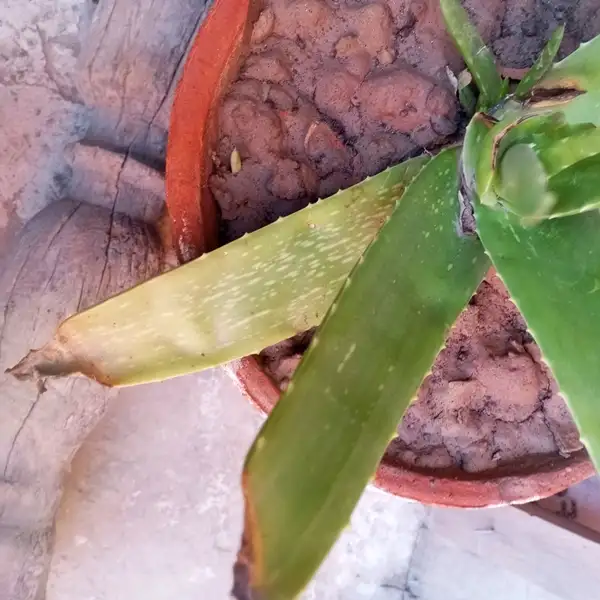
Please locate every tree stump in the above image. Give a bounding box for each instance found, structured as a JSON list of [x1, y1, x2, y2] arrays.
[[0, 0, 210, 597]]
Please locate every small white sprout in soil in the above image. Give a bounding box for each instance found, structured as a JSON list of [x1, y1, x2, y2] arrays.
[[230, 148, 242, 174]]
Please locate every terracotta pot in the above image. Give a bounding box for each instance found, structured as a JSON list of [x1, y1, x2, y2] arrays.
[[165, 0, 260, 262], [165, 0, 595, 508]]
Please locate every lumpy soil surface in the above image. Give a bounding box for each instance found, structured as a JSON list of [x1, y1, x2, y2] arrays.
[[209, 0, 600, 472]]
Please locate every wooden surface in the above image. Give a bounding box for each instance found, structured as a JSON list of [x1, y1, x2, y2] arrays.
[[77, 0, 211, 166], [0, 1, 213, 594], [521, 476, 600, 543], [0, 202, 163, 599], [68, 145, 166, 224]]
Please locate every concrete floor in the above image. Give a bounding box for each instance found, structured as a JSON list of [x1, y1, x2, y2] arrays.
[[47, 369, 600, 600], [3, 0, 600, 598]]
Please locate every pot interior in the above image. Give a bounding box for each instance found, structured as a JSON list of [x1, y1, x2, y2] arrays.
[[169, 0, 600, 501]]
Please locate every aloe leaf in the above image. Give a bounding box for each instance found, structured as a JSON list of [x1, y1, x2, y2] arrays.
[[440, 0, 504, 109], [488, 111, 595, 163], [560, 91, 600, 127], [461, 112, 494, 194], [537, 128, 600, 176], [496, 143, 556, 220], [459, 114, 494, 233], [472, 109, 592, 210], [536, 34, 600, 93], [470, 101, 556, 206], [474, 113, 524, 206], [514, 115, 595, 149], [547, 154, 600, 217], [8, 157, 428, 387], [234, 149, 489, 600], [479, 112, 600, 219], [459, 84, 477, 116], [514, 26, 564, 99], [485, 129, 600, 221], [474, 201, 600, 468], [491, 114, 559, 165]]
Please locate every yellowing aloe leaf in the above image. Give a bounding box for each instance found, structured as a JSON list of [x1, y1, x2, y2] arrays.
[[234, 149, 489, 600], [8, 157, 428, 387]]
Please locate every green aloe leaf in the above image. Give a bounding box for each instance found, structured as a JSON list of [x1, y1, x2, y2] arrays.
[[8, 157, 428, 387], [536, 34, 600, 94], [547, 154, 600, 217], [478, 112, 600, 220], [537, 128, 600, 176], [487, 113, 594, 166], [509, 115, 595, 151], [490, 140, 600, 223], [515, 26, 564, 99], [561, 91, 600, 126], [474, 112, 525, 206], [461, 112, 495, 195], [496, 143, 556, 221], [440, 0, 504, 109], [474, 200, 600, 468], [234, 149, 489, 600], [472, 109, 598, 214]]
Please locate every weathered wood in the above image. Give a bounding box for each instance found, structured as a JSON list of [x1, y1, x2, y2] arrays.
[[0, 201, 163, 599], [67, 145, 166, 224], [76, 0, 210, 163]]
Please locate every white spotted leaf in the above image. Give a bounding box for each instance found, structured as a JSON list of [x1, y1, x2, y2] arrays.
[[9, 157, 428, 386], [234, 149, 489, 600]]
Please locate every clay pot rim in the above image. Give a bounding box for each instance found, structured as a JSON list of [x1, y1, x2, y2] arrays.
[[165, 0, 595, 508], [225, 356, 594, 508]]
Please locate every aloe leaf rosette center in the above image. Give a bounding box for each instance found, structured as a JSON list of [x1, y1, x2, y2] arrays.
[[464, 106, 600, 225]]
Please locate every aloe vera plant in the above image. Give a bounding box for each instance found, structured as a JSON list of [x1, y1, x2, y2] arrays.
[[9, 1, 600, 598]]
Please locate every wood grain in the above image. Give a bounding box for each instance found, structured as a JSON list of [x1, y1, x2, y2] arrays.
[[0, 202, 163, 599], [77, 0, 210, 165]]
